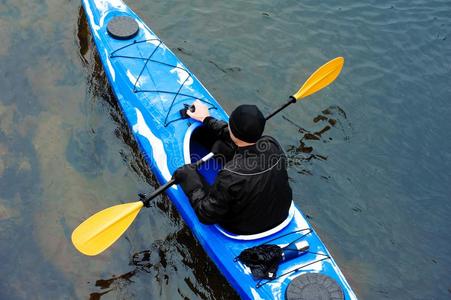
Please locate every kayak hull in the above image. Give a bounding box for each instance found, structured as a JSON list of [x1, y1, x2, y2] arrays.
[[81, 1, 357, 299]]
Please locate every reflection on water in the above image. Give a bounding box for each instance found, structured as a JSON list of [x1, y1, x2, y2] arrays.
[[77, 6, 156, 186], [89, 270, 136, 300], [89, 227, 239, 300], [77, 6, 90, 66], [285, 105, 352, 178]]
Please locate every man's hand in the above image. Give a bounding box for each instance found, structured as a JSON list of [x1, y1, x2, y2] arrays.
[[187, 100, 210, 122], [172, 163, 196, 184], [172, 163, 202, 194]]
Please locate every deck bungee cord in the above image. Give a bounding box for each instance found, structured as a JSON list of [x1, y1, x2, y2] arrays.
[[109, 38, 217, 127]]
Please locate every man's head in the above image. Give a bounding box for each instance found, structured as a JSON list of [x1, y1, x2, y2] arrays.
[[229, 105, 266, 146]]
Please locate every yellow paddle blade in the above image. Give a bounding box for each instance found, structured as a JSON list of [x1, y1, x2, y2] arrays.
[[71, 201, 144, 256], [293, 57, 345, 100]]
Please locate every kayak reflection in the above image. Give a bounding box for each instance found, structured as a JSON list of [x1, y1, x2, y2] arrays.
[[88, 227, 239, 300]]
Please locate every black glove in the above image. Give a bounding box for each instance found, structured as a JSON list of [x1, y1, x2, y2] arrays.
[[172, 163, 203, 195]]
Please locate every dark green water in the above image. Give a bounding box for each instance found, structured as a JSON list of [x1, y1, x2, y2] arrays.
[[0, 0, 450, 299]]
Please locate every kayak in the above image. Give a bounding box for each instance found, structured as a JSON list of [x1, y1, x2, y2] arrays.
[[81, 0, 357, 299]]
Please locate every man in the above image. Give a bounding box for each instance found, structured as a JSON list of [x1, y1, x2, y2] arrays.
[[173, 100, 292, 235]]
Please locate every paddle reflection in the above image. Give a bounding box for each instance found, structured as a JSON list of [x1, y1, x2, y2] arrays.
[[285, 105, 352, 178]]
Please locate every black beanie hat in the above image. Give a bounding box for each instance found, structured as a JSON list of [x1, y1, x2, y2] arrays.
[[229, 105, 266, 143]]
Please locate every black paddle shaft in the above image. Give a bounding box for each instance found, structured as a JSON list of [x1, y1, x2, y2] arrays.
[[265, 96, 296, 121], [142, 94, 297, 207], [142, 178, 176, 206], [143, 95, 296, 206]]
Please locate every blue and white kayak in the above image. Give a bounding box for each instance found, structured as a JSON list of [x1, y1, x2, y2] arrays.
[[81, 0, 357, 299]]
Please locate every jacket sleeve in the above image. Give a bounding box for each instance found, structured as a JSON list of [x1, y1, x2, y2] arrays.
[[203, 117, 236, 161], [203, 116, 231, 141], [187, 170, 240, 225]]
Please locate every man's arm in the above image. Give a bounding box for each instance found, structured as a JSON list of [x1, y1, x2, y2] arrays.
[[173, 166, 238, 224], [189, 170, 241, 224], [188, 100, 235, 159], [202, 116, 231, 141]]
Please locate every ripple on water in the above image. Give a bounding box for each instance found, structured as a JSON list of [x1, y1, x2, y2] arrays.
[[66, 128, 107, 178]]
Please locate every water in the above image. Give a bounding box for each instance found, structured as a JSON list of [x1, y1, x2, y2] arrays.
[[0, 0, 450, 299]]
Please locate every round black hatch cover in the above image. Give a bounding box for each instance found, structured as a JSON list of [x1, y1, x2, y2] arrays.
[[107, 16, 139, 40], [286, 273, 344, 300]]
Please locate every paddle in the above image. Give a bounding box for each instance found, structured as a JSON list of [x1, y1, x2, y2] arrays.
[[72, 152, 214, 256], [72, 57, 345, 256], [265, 56, 344, 120]]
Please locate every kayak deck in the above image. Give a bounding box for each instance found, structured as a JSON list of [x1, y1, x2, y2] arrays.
[[81, 0, 357, 299]]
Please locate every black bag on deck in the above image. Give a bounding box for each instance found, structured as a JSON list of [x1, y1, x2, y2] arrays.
[[236, 244, 283, 280]]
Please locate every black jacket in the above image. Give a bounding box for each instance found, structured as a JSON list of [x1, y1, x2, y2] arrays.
[[180, 116, 292, 235]]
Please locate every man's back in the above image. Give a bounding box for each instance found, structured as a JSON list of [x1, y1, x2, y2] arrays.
[[213, 136, 292, 234]]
